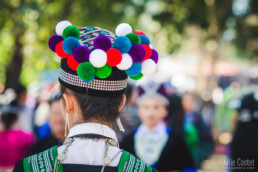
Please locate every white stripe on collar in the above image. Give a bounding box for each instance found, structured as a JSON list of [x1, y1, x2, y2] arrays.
[[67, 122, 118, 142]]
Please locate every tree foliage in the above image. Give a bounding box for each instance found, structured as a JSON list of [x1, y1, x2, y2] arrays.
[[0, 0, 257, 89]]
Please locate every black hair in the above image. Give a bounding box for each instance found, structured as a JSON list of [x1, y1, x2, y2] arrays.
[[14, 83, 27, 96], [237, 93, 258, 123], [125, 83, 134, 100], [9, 83, 27, 107], [166, 94, 185, 136], [238, 93, 258, 113], [1, 111, 18, 131], [60, 85, 124, 123]]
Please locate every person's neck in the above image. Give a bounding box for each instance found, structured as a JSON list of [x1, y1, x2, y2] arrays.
[[144, 122, 161, 131], [54, 132, 66, 142], [71, 119, 113, 129], [89, 119, 113, 128], [185, 110, 195, 114]]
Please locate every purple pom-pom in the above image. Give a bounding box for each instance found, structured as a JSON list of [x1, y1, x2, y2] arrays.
[[150, 49, 158, 63], [93, 35, 112, 52], [128, 44, 146, 62], [48, 35, 63, 52], [73, 46, 90, 63]]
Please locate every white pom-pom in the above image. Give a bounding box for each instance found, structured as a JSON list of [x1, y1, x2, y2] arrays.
[[89, 49, 107, 68], [56, 21, 72, 36], [115, 23, 132, 36], [141, 59, 156, 76], [117, 53, 133, 70]]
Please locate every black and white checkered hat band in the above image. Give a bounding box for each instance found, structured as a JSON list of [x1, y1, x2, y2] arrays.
[[59, 69, 127, 91]]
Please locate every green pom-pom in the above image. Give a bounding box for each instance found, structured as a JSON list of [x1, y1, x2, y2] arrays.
[[130, 73, 143, 80], [77, 62, 95, 80], [63, 25, 80, 39], [96, 64, 112, 79], [126, 33, 141, 45]]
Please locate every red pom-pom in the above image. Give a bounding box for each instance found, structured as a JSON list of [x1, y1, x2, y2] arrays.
[[142, 44, 152, 60], [106, 48, 122, 67], [55, 41, 69, 59], [133, 30, 145, 35], [67, 55, 79, 71]]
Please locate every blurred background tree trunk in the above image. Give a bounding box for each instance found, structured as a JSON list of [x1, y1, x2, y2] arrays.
[[3, 0, 74, 90], [5, 32, 23, 89], [205, 0, 233, 91]]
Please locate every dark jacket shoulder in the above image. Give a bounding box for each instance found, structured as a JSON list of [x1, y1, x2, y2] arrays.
[[120, 129, 194, 171], [26, 135, 61, 156], [13, 160, 24, 172]]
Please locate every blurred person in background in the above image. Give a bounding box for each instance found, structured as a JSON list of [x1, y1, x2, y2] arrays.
[[201, 100, 215, 128], [32, 83, 58, 139], [26, 92, 65, 156], [230, 87, 258, 171], [166, 93, 185, 138], [113, 83, 140, 143], [167, 93, 199, 169], [121, 83, 194, 171], [33, 100, 51, 140], [0, 111, 34, 171], [213, 82, 240, 134], [9, 84, 27, 108], [182, 92, 214, 168], [9, 84, 33, 132]]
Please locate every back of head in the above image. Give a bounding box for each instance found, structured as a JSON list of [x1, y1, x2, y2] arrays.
[[60, 85, 123, 123], [167, 94, 184, 135], [169, 94, 184, 114], [237, 93, 258, 125], [1, 111, 18, 131], [10, 83, 27, 107], [229, 85, 258, 125], [14, 83, 26, 96]]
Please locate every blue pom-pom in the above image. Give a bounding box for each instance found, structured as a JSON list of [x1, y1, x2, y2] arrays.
[[114, 36, 132, 53], [125, 62, 142, 77], [62, 37, 80, 55], [139, 35, 150, 45], [79, 75, 95, 82]]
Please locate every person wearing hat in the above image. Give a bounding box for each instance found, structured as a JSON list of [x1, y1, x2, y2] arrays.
[[13, 21, 159, 172], [120, 81, 195, 171]]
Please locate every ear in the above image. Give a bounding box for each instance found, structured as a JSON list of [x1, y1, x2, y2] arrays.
[[119, 94, 126, 112], [62, 93, 75, 113]]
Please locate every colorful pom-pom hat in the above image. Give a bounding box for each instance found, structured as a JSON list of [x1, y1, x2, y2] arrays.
[[48, 21, 159, 97]]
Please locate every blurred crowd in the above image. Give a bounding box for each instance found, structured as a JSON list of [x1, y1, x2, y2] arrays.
[[0, 78, 258, 171]]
